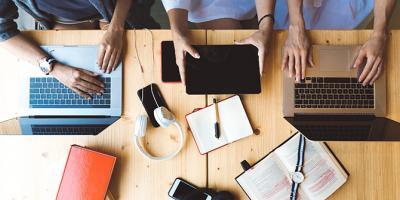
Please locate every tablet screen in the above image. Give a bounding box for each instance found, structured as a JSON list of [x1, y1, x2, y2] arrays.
[[185, 45, 261, 94]]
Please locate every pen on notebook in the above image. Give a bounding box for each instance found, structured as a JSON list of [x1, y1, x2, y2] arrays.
[[213, 97, 221, 139]]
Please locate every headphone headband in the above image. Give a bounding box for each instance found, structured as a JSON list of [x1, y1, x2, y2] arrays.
[[134, 121, 185, 161]]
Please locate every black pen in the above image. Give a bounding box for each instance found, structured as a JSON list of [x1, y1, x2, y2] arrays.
[[213, 98, 220, 139]]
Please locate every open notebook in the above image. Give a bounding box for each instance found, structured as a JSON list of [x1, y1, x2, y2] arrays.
[[236, 132, 348, 200], [186, 95, 253, 154]]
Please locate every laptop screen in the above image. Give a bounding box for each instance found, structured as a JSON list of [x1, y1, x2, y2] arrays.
[[285, 115, 400, 141], [16, 116, 120, 135]]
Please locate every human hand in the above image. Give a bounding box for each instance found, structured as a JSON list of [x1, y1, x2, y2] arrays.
[[353, 32, 387, 86], [172, 33, 200, 83], [235, 29, 272, 75], [50, 63, 105, 99], [97, 28, 124, 74], [281, 24, 314, 82]]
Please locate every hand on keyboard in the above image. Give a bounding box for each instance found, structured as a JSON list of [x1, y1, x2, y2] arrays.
[[282, 24, 315, 82], [353, 32, 386, 86], [50, 63, 105, 99]]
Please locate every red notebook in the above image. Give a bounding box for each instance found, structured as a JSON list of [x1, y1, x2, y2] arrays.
[[56, 145, 117, 200]]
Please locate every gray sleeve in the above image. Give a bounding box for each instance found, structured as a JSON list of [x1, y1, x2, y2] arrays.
[[0, 0, 20, 42]]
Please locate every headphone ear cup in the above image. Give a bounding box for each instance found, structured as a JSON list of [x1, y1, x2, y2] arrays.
[[134, 115, 148, 137], [154, 107, 176, 127]]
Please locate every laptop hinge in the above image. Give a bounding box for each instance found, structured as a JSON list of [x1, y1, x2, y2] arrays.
[[293, 113, 375, 121]]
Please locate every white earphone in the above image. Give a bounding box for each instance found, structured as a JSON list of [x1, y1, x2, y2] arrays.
[[134, 85, 185, 161]]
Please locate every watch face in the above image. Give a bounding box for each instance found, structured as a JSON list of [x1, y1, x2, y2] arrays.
[[292, 172, 305, 183], [39, 59, 51, 74]]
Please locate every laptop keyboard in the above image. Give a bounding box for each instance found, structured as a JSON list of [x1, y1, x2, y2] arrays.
[[29, 77, 111, 108], [294, 77, 374, 109], [31, 124, 107, 135]]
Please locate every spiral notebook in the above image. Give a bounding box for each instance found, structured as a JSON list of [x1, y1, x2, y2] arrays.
[[186, 95, 254, 155]]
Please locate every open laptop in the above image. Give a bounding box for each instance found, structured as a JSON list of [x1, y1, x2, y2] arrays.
[[283, 45, 400, 141], [16, 45, 122, 135]]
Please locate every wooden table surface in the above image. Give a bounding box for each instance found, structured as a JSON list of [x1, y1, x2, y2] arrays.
[[0, 30, 399, 200]]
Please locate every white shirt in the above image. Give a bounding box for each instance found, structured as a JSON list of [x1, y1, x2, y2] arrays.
[[161, 0, 257, 23], [274, 0, 374, 29]]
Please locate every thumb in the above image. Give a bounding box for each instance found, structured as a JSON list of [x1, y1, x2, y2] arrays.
[[184, 44, 200, 59], [352, 52, 366, 69], [308, 51, 315, 68], [258, 49, 265, 76]]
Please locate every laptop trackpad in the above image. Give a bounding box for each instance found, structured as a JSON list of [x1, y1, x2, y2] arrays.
[[318, 49, 352, 71]]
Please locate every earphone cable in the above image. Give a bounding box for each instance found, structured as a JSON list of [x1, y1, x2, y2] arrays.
[[134, 28, 157, 110]]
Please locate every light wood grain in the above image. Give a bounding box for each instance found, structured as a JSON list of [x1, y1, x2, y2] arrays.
[[0, 30, 207, 200], [0, 30, 400, 200], [206, 30, 400, 200]]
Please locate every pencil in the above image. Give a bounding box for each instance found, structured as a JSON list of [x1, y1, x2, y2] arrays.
[[213, 97, 221, 139]]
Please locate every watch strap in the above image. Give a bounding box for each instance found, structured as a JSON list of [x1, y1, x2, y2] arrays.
[[290, 134, 306, 200]]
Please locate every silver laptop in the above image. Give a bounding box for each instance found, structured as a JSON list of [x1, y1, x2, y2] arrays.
[[283, 45, 386, 117], [282, 45, 400, 141], [16, 45, 122, 135]]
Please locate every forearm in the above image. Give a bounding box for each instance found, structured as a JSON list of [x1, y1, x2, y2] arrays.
[[109, 0, 133, 31], [373, 0, 396, 35], [255, 0, 275, 31], [287, 0, 305, 27], [167, 9, 189, 39], [0, 34, 47, 65]]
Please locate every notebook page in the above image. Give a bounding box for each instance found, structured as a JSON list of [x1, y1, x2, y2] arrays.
[[219, 96, 253, 143], [274, 133, 347, 200], [236, 153, 299, 200], [187, 106, 229, 154]]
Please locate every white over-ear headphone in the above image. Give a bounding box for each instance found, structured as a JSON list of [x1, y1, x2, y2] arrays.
[[134, 85, 185, 161]]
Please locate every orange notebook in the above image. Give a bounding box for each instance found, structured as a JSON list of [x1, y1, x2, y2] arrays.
[[56, 145, 116, 200]]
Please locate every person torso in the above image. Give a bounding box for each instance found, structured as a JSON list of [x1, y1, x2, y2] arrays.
[[35, 0, 101, 22], [186, 0, 257, 23], [274, 0, 374, 29]]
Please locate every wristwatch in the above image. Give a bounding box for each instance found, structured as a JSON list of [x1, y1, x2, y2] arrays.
[[38, 56, 57, 75], [290, 133, 306, 200]]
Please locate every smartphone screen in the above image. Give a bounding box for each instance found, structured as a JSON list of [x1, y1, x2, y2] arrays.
[[161, 41, 182, 83], [137, 83, 167, 127], [169, 178, 211, 200]]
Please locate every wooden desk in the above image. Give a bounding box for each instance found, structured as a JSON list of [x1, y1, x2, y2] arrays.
[[206, 30, 400, 200], [0, 30, 208, 200], [0, 30, 399, 199]]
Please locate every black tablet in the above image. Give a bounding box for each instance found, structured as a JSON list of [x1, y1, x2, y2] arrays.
[[161, 41, 181, 83], [185, 45, 261, 94]]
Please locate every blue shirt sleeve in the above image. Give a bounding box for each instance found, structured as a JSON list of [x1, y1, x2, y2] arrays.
[[0, 0, 20, 42]]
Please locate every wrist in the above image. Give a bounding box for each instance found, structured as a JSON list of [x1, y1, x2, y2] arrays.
[[49, 63, 63, 76], [258, 17, 273, 33], [172, 28, 189, 42], [107, 24, 125, 33], [372, 29, 388, 40], [289, 16, 305, 30], [288, 23, 306, 34]]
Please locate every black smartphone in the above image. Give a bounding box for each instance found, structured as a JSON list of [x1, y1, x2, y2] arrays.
[[168, 178, 212, 200], [161, 41, 182, 83], [137, 83, 167, 127]]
